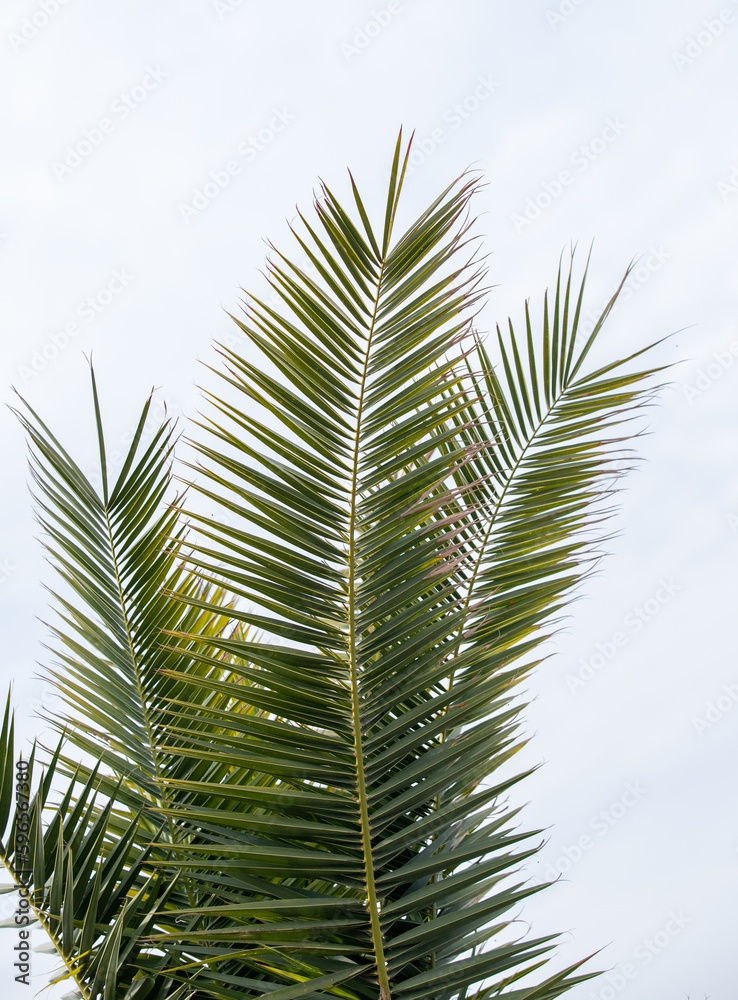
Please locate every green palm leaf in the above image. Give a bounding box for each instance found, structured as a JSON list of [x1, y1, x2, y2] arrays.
[[3, 132, 666, 1000], [141, 132, 663, 999], [2, 377, 286, 998], [432, 250, 669, 680]]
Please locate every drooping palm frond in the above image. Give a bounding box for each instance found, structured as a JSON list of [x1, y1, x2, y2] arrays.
[[136, 133, 665, 1000], [1, 378, 287, 998], [430, 249, 669, 692]]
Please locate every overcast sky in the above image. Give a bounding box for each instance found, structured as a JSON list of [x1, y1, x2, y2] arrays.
[[1, 2, 736, 997]]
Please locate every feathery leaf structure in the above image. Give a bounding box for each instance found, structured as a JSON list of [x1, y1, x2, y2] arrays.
[[151, 135, 662, 998], [2, 384, 285, 998], [1, 133, 665, 1000]]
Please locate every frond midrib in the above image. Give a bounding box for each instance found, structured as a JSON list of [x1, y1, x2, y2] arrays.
[[444, 352, 620, 672], [97, 505, 193, 895], [347, 251, 393, 1000]]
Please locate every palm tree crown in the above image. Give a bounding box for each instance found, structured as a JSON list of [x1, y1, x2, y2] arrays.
[[0, 132, 665, 1000]]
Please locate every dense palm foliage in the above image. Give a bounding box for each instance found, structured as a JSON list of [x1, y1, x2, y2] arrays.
[[0, 133, 664, 1000]]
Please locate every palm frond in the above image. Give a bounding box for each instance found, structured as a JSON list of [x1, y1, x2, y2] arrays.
[[4, 377, 286, 997], [13, 373, 225, 806], [0, 698, 184, 1000], [4, 133, 667, 1000], [142, 133, 664, 1000], [434, 249, 669, 673]]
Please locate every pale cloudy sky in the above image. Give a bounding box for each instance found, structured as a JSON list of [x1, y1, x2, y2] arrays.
[[1, 2, 737, 997]]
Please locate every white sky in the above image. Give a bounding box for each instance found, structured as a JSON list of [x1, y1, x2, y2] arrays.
[[1, 1, 736, 997]]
